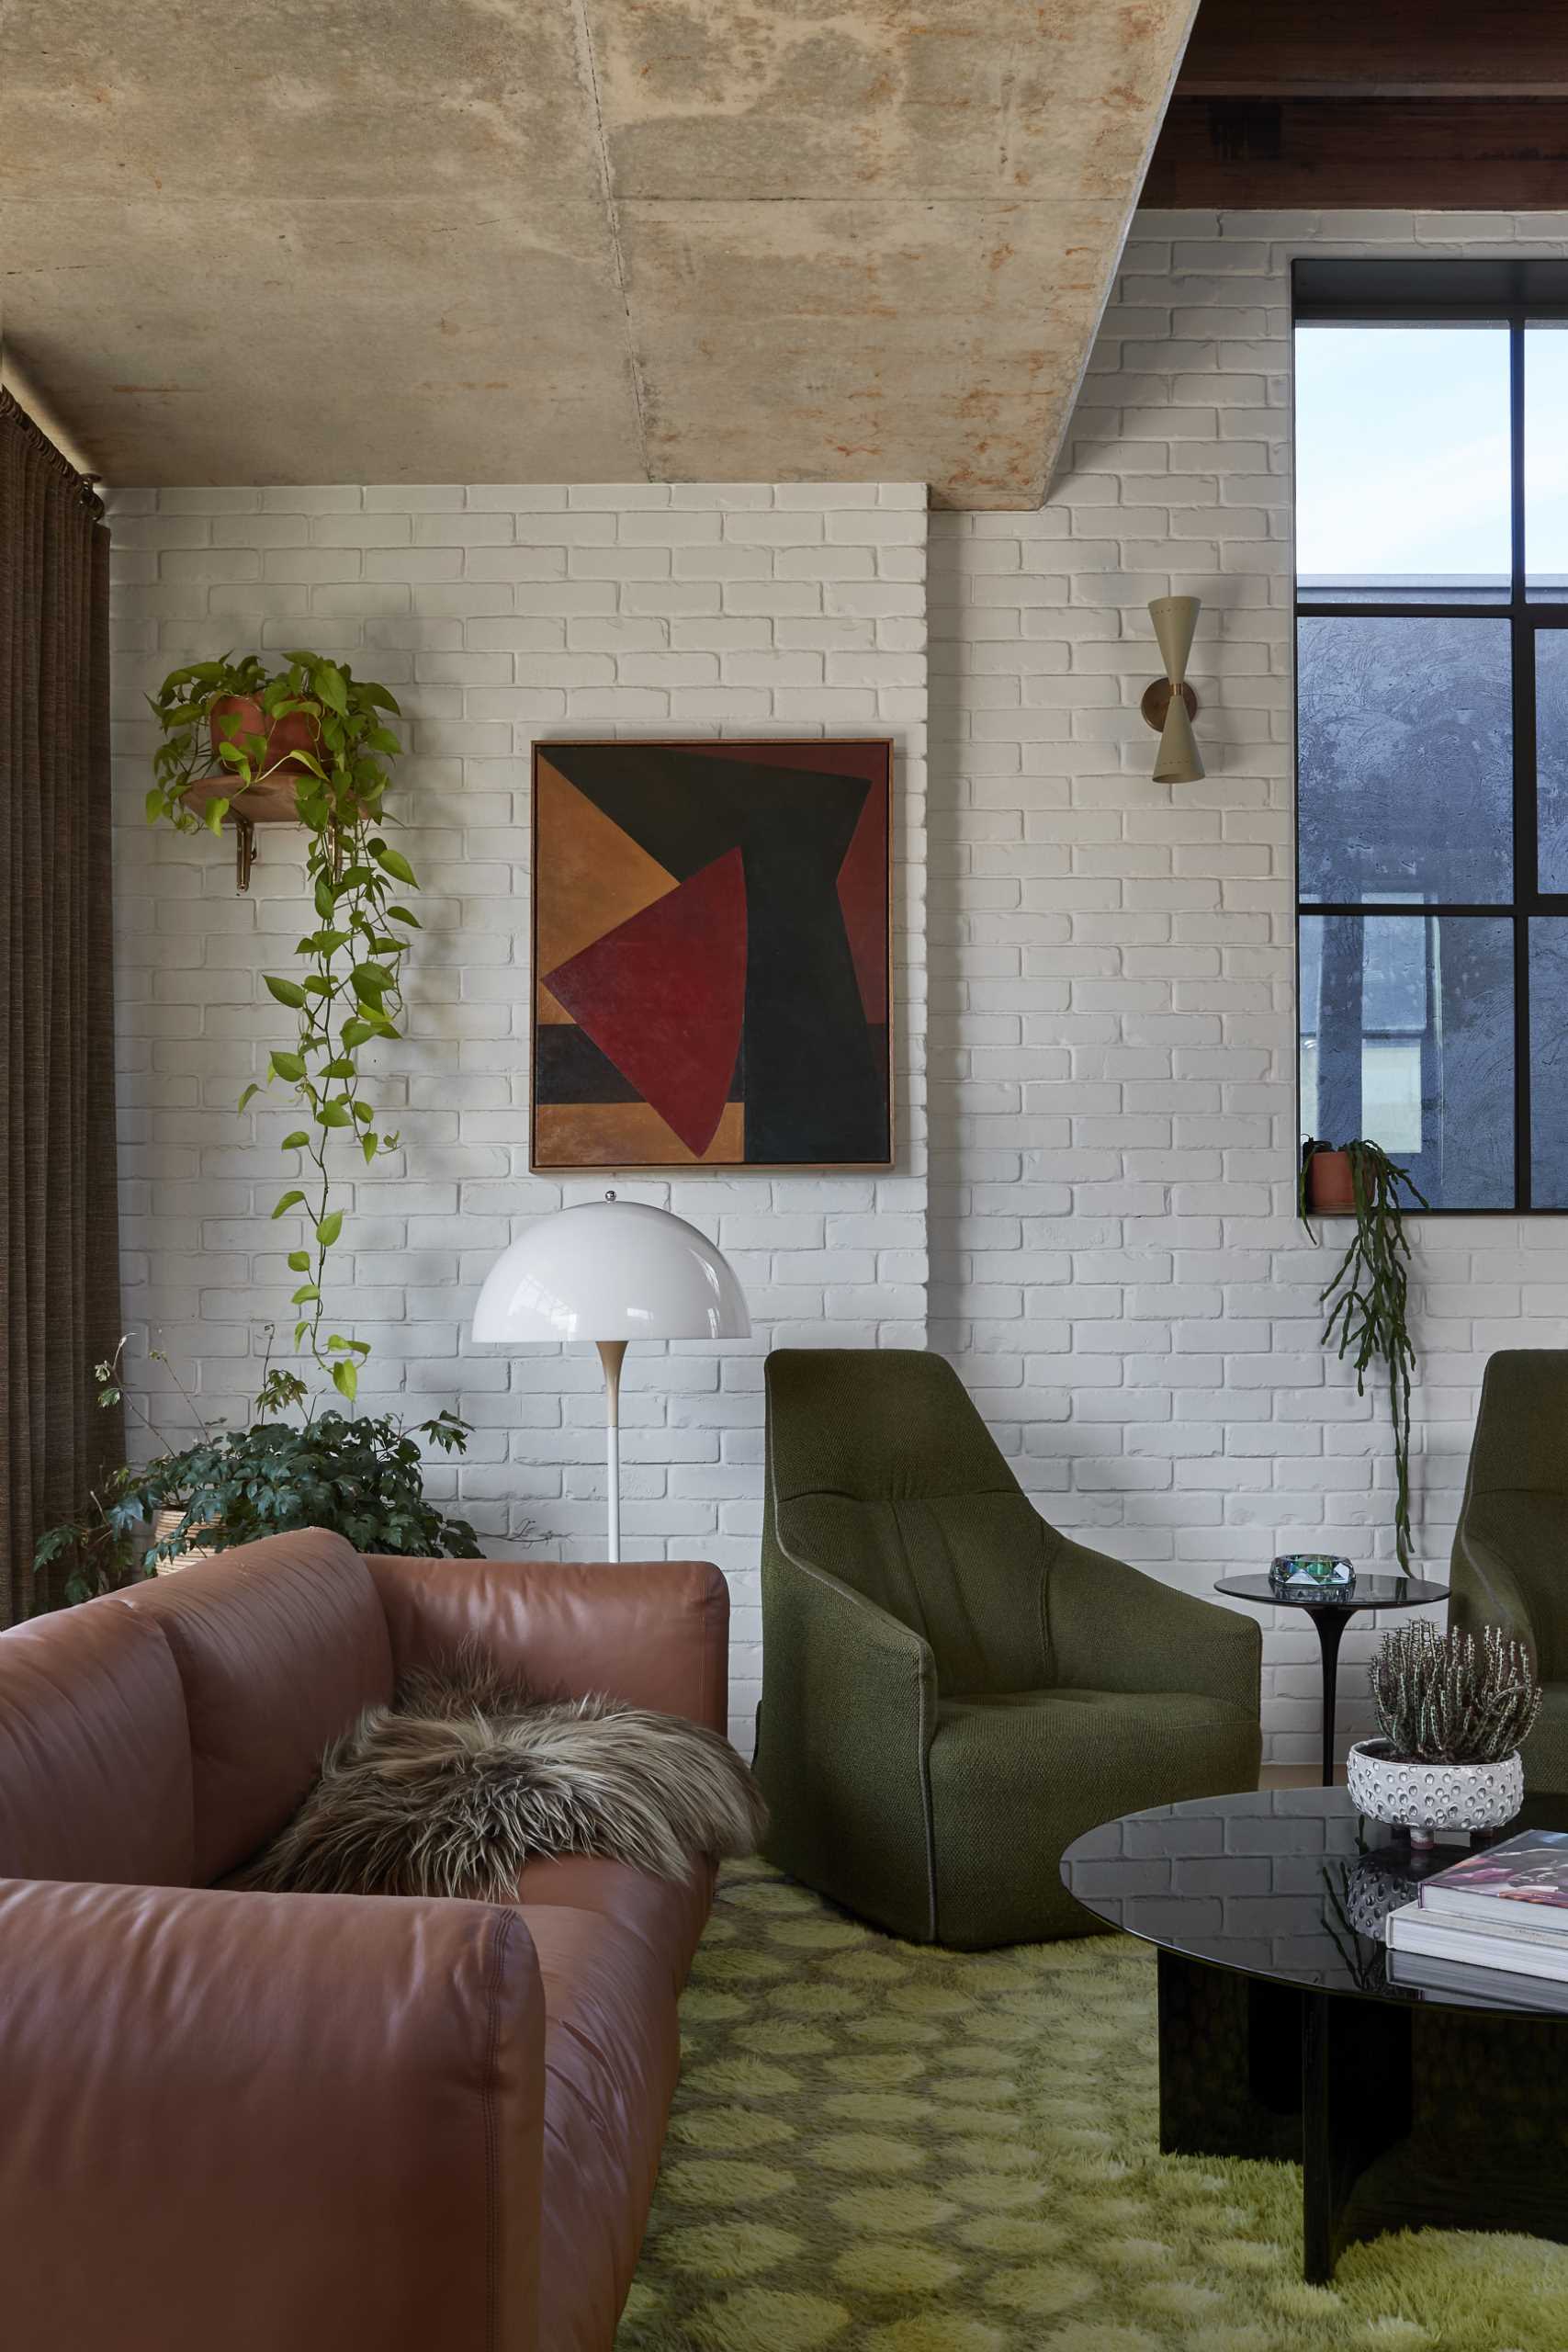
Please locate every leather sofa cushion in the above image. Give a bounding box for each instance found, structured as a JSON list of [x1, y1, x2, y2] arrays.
[[521, 1900, 686, 2352], [0, 1600, 194, 1885], [118, 1531, 393, 1883]]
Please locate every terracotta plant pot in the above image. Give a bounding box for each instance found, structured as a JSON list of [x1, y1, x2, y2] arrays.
[[1306, 1148, 1355, 1214], [208, 694, 321, 777]]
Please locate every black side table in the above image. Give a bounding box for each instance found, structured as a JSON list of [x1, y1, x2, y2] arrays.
[[1214, 1572, 1450, 1788]]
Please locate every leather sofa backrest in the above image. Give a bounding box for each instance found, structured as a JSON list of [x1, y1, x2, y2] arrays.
[[118, 1530, 393, 1883], [0, 1600, 195, 1886]]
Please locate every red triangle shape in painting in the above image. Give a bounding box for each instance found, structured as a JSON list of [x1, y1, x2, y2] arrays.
[[542, 847, 747, 1159]]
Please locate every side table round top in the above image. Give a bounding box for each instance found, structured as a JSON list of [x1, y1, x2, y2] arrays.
[[1214, 1573, 1450, 1611]]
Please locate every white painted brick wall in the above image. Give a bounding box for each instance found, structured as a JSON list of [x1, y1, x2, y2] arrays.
[[107, 482, 929, 1749], [931, 208, 1568, 1768]]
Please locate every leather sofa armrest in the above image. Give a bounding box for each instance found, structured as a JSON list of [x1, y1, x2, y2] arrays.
[[366, 1555, 730, 1735], [0, 1878, 544, 2352]]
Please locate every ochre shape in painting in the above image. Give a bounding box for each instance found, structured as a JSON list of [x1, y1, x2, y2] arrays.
[[836, 786, 888, 1029], [542, 847, 747, 1160], [534, 759, 676, 1022]]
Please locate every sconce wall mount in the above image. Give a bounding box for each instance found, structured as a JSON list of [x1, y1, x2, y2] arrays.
[[1142, 594, 1204, 783]]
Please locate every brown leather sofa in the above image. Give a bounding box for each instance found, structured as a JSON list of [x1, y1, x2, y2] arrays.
[[0, 1528, 730, 2352]]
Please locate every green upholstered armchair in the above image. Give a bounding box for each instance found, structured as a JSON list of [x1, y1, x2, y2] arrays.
[[752, 1350, 1262, 1947], [1450, 1350, 1568, 1792]]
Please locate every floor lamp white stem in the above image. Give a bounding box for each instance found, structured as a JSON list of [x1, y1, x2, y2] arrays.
[[597, 1340, 627, 1564]]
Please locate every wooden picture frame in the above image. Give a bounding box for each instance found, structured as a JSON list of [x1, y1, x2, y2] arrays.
[[529, 739, 894, 1173]]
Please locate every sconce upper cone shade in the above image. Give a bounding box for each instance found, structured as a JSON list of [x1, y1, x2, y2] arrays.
[[1149, 594, 1200, 687], [1154, 687, 1204, 784]]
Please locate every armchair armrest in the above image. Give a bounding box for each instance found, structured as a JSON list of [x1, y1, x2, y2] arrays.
[[366, 1555, 728, 1734], [755, 1508, 939, 1941], [0, 1878, 543, 2352], [1046, 1536, 1262, 1718]]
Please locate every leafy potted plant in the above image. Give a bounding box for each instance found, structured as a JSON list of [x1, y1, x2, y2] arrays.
[[147, 651, 417, 1395], [1301, 1136, 1427, 1568], [32, 1340, 492, 1611], [1348, 1622, 1541, 1848]]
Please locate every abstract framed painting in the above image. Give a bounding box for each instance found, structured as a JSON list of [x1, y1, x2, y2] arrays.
[[530, 739, 893, 1172]]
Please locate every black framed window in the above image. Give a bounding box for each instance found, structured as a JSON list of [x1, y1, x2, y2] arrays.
[[1294, 259, 1568, 1212]]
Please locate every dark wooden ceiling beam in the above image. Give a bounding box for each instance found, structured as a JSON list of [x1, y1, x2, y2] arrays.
[[1145, 96, 1568, 209], [1179, 0, 1568, 99]]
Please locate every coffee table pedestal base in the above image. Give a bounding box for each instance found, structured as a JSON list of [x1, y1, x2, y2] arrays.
[[1158, 1949, 1568, 2282]]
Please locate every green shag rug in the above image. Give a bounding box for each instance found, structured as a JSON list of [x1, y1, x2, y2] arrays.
[[616, 1861, 1568, 2352]]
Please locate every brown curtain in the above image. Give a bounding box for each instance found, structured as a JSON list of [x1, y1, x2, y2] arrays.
[[0, 388, 122, 1625]]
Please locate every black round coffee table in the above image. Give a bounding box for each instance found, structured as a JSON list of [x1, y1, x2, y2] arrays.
[[1214, 1572, 1449, 1787], [1063, 1786, 1568, 2282]]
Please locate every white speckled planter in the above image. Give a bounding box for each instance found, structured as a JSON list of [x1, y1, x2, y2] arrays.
[[1346, 1739, 1525, 1849]]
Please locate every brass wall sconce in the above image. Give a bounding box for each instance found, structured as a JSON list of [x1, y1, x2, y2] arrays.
[[1141, 594, 1203, 783]]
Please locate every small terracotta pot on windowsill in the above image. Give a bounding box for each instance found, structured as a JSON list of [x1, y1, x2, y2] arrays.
[[1305, 1148, 1355, 1215]]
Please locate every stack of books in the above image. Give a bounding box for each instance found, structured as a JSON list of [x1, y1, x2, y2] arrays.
[[1384, 1829, 1568, 1993]]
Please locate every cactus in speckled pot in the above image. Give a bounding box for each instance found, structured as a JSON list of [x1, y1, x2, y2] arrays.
[[1371, 1622, 1541, 1767]]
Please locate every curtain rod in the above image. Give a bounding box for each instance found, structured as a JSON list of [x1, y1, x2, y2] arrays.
[[0, 385, 104, 514]]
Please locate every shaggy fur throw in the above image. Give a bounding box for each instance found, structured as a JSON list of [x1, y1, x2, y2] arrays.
[[239, 1660, 767, 1902]]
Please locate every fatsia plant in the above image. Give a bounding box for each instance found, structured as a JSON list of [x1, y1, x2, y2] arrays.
[[148, 652, 417, 1392], [1303, 1137, 1427, 1569], [32, 1340, 483, 1609]]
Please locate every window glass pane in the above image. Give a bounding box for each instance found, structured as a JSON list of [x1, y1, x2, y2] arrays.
[[1299, 913, 1514, 1207], [1536, 630, 1568, 892], [1527, 327, 1568, 597], [1531, 919, 1568, 1205], [1297, 617, 1512, 903], [1295, 325, 1511, 600]]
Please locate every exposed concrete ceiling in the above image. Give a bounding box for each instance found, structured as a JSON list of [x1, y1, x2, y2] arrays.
[[0, 2, 1197, 507]]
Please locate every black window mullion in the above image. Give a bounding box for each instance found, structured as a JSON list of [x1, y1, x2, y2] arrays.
[[1512, 320, 1534, 1209]]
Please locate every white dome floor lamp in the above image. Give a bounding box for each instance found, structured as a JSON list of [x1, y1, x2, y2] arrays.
[[472, 1193, 750, 1564]]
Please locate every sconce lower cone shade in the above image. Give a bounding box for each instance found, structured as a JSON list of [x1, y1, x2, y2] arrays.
[[1148, 594, 1200, 688], [1154, 689, 1204, 785]]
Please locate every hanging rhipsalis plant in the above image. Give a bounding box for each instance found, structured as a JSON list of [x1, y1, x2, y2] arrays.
[[1302, 1137, 1427, 1570], [147, 652, 416, 1395]]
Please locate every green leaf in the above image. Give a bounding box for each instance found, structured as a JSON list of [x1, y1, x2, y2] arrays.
[[294, 1319, 311, 1347], [361, 1132, 378, 1163], [286, 1250, 311, 1272], [333, 1360, 358, 1401], [271, 1190, 306, 1220], [340, 1018, 375, 1049], [265, 975, 308, 1010], [269, 1050, 306, 1083], [290, 1284, 321, 1306], [317, 1102, 352, 1128], [321, 1057, 356, 1079], [237, 1082, 261, 1113], [372, 844, 417, 888], [314, 875, 337, 922], [280, 1129, 310, 1150], [317, 1210, 344, 1247], [313, 663, 350, 718], [387, 905, 421, 928], [145, 786, 167, 823], [353, 1100, 374, 1125], [204, 796, 230, 836]]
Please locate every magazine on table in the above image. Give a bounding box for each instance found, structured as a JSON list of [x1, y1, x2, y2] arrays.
[[1416, 1829, 1568, 1933], [1385, 1940, 1568, 2013], [1386, 1898, 1568, 1986]]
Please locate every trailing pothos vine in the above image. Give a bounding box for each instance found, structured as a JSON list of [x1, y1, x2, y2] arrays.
[[1302, 1137, 1427, 1569], [148, 651, 417, 1396]]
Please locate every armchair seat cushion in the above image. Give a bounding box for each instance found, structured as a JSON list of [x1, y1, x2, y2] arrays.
[[930, 1686, 1262, 1948]]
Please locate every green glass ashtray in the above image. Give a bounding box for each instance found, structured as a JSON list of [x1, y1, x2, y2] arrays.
[[1269, 1553, 1356, 1600]]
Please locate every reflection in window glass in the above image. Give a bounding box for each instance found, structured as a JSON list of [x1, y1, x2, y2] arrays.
[[1527, 329, 1568, 595], [1297, 617, 1512, 904], [1296, 325, 1510, 596], [1300, 913, 1514, 1206], [1537, 632, 1568, 893], [1531, 921, 1568, 1207]]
